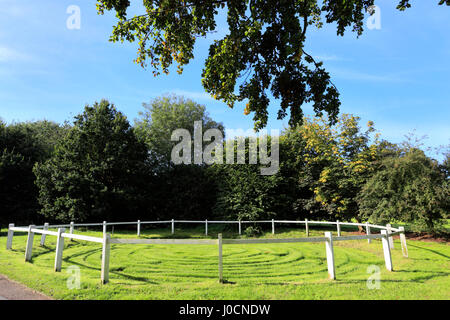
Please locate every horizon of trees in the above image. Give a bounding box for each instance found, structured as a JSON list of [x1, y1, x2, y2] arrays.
[[1, 95, 448, 234]]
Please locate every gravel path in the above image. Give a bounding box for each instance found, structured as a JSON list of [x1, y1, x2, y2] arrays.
[[0, 274, 52, 300]]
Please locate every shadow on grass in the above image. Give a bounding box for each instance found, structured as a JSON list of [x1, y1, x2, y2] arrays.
[[407, 243, 450, 260]]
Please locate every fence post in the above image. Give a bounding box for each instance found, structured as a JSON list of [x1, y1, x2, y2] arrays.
[[238, 220, 241, 235], [6, 223, 14, 250], [324, 232, 336, 280], [54, 228, 66, 272], [101, 233, 111, 284], [336, 220, 341, 237], [386, 224, 394, 249], [399, 226, 408, 258], [205, 219, 208, 236], [171, 219, 175, 235], [69, 221, 74, 242], [24, 225, 36, 262], [40, 222, 49, 246], [218, 233, 223, 283], [137, 220, 141, 237], [366, 222, 371, 244], [381, 230, 393, 271], [305, 219, 309, 237], [272, 219, 275, 235]]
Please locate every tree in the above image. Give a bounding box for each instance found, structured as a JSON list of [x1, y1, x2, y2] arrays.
[[96, 0, 448, 130], [296, 114, 380, 221], [134, 94, 224, 220], [357, 149, 449, 233], [34, 100, 150, 222], [211, 136, 288, 228], [134, 94, 224, 171], [0, 120, 68, 226]]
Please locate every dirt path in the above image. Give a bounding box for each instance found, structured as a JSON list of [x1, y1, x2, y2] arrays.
[[0, 274, 52, 300]]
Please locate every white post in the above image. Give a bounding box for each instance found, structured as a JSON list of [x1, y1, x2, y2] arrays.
[[381, 230, 393, 271], [205, 219, 208, 236], [336, 220, 341, 237], [386, 224, 394, 249], [218, 233, 223, 283], [40, 222, 49, 246], [54, 228, 66, 272], [24, 225, 35, 262], [69, 221, 74, 242], [366, 222, 371, 244], [6, 223, 14, 250], [137, 220, 141, 237], [399, 226, 408, 258], [103, 221, 107, 235], [238, 220, 241, 235], [101, 233, 111, 284], [305, 219, 309, 237], [324, 232, 336, 280], [171, 219, 174, 235], [272, 219, 275, 235]]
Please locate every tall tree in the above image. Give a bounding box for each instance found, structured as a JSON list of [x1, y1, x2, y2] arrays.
[[134, 94, 224, 219], [34, 100, 150, 222], [297, 114, 380, 221], [96, 0, 449, 130], [135, 94, 224, 171]]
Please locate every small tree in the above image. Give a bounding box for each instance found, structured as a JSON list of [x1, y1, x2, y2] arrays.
[[212, 135, 288, 224], [34, 100, 150, 222]]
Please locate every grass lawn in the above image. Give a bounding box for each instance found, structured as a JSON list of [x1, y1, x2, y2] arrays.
[[0, 225, 449, 300]]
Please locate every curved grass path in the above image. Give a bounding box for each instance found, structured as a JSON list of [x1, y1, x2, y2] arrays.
[[0, 226, 449, 299]]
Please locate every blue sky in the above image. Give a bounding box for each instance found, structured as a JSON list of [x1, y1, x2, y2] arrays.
[[0, 0, 449, 160]]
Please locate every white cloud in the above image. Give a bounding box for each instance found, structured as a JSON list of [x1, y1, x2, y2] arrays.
[[0, 46, 32, 62]]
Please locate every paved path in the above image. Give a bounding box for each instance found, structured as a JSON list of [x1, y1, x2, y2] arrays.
[[0, 274, 52, 300]]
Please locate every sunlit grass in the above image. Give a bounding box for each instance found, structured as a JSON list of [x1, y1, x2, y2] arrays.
[[0, 225, 448, 300]]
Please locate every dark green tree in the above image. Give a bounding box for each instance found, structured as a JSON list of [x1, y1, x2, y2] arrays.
[[0, 120, 68, 226], [357, 149, 449, 233], [34, 100, 151, 222], [96, 0, 448, 130], [211, 135, 290, 226]]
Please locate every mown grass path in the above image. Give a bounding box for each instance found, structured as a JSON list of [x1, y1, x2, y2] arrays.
[[0, 226, 448, 299]]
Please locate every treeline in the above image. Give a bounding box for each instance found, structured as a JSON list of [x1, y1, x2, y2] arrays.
[[1, 95, 448, 233]]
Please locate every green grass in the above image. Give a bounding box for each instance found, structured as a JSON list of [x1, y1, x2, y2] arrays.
[[0, 225, 449, 300]]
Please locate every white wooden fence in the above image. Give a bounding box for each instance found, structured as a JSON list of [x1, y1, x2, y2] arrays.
[[5, 220, 408, 284]]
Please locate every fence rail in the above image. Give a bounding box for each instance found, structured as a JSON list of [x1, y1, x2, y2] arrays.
[[11, 219, 402, 234], [5, 220, 408, 285]]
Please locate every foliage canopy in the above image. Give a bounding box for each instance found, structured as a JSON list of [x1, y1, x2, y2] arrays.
[[97, 0, 449, 130]]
